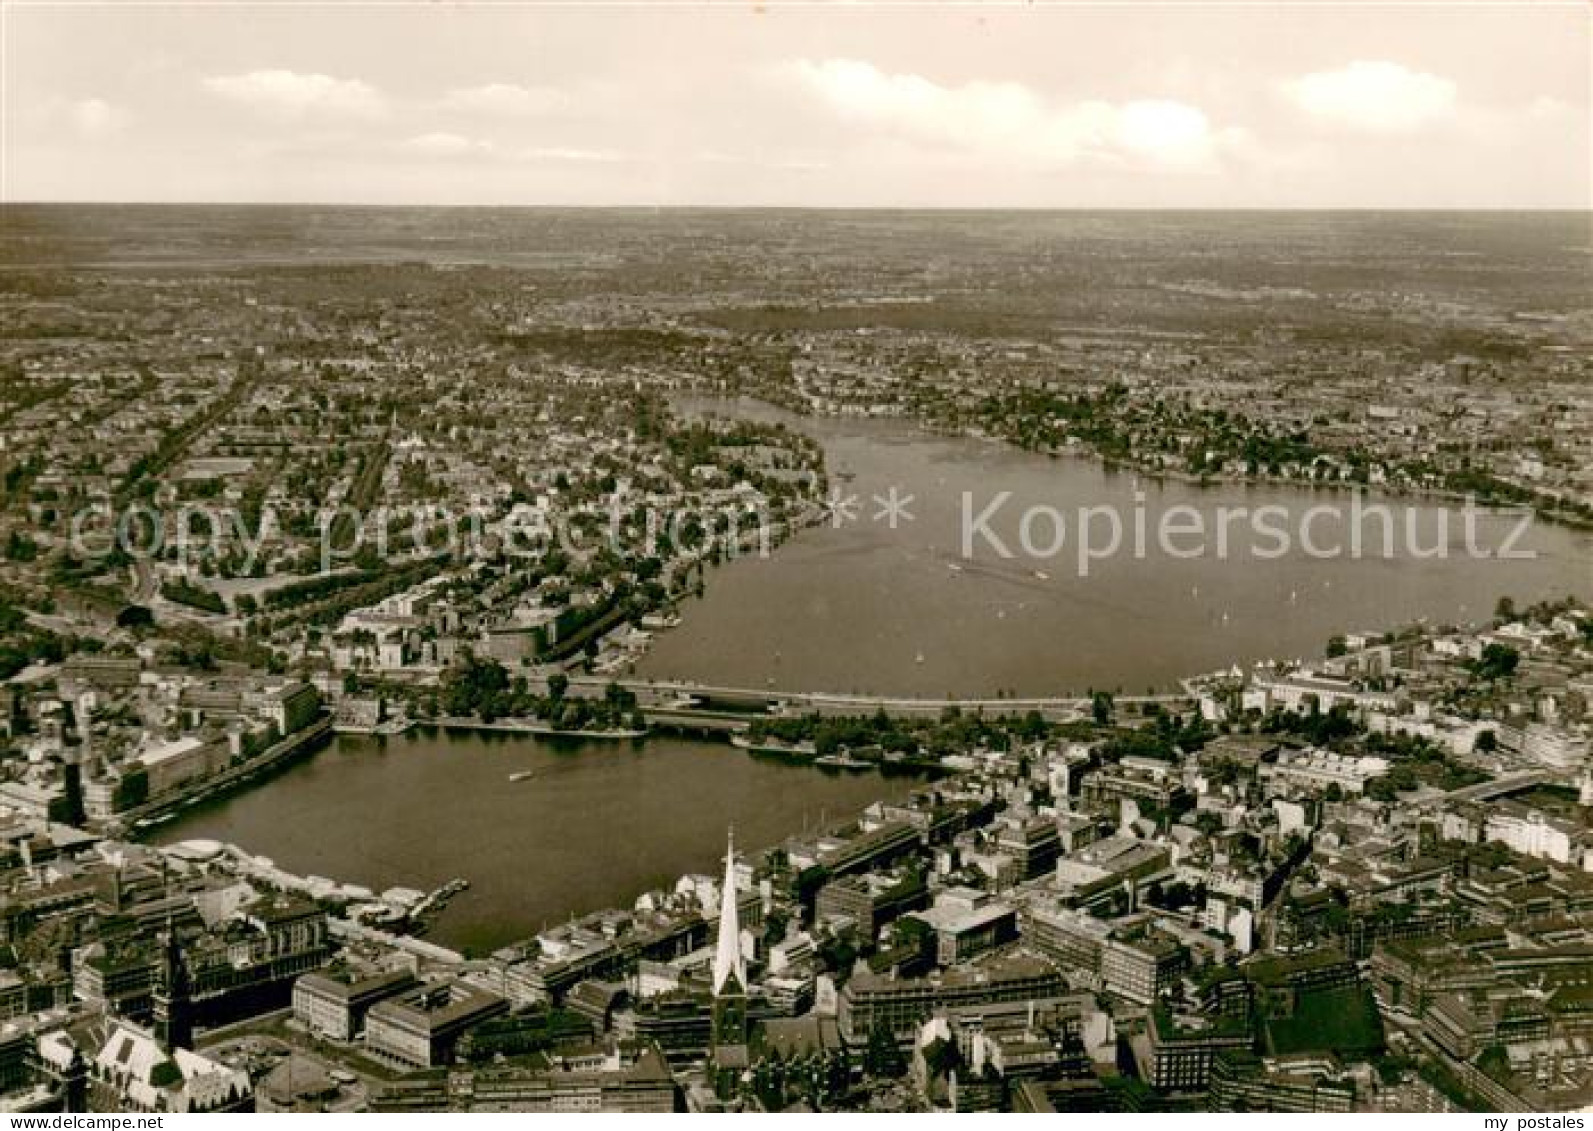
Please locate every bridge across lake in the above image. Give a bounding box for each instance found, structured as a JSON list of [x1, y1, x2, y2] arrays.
[[571, 675, 1193, 726]]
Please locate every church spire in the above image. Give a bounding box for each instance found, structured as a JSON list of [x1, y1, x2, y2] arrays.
[[711, 827, 745, 995], [708, 827, 750, 1098]]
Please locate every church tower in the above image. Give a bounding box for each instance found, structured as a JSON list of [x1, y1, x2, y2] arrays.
[[152, 923, 193, 1052], [61, 1046, 88, 1114], [709, 829, 749, 1094]]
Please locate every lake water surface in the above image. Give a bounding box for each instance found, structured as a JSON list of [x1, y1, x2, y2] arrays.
[[639, 397, 1591, 697], [155, 729, 918, 954]]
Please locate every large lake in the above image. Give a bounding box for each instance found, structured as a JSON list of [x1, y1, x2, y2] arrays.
[[639, 398, 1591, 698], [155, 729, 918, 955]]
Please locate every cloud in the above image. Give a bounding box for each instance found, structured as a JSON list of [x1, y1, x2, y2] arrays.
[[440, 83, 570, 117], [396, 134, 622, 164], [1284, 61, 1456, 133], [694, 150, 829, 172], [519, 146, 624, 163], [203, 69, 386, 121], [398, 132, 496, 158], [1526, 96, 1575, 122], [1110, 101, 1222, 165], [68, 98, 129, 137], [10, 96, 131, 142], [782, 58, 1235, 169]]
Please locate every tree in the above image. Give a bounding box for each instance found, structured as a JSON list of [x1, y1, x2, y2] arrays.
[[1092, 690, 1115, 726], [442, 654, 511, 718], [1473, 729, 1498, 754], [920, 1035, 961, 1081], [1471, 643, 1519, 682], [1366, 775, 1399, 803], [116, 604, 154, 630], [5, 530, 38, 562], [863, 1021, 906, 1079], [547, 673, 569, 702], [816, 935, 857, 976], [1494, 595, 1516, 622], [1018, 709, 1047, 741]]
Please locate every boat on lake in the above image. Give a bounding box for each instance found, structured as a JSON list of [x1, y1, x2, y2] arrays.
[[815, 753, 874, 771]]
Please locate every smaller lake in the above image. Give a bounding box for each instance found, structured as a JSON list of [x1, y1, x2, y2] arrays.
[[153, 729, 917, 955]]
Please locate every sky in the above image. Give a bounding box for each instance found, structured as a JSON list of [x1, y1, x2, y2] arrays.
[[2, 1, 1588, 208]]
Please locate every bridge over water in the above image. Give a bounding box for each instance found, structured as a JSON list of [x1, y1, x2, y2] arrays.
[[571, 675, 1194, 726], [1427, 771, 1552, 806]]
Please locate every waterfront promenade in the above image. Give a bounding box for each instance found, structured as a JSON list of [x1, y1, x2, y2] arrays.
[[114, 715, 335, 834]]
